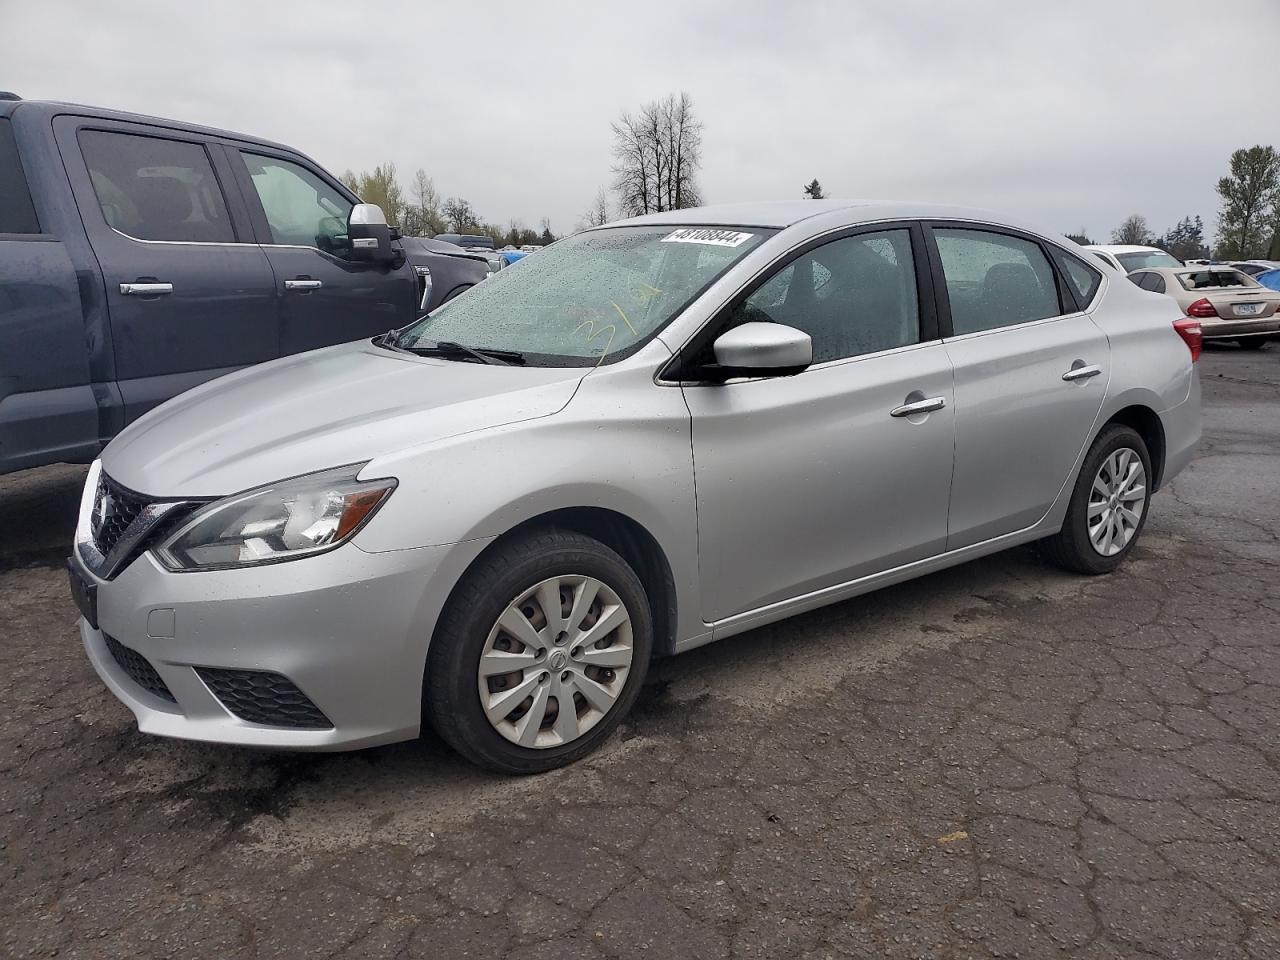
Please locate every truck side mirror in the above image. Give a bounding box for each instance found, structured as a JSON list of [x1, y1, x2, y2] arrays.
[[347, 204, 396, 264]]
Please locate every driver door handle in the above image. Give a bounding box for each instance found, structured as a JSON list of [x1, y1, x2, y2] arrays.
[[119, 282, 173, 296], [1062, 363, 1102, 382], [284, 278, 323, 291], [890, 396, 946, 418]]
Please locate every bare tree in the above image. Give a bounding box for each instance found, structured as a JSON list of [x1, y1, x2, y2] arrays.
[[442, 197, 481, 233], [578, 186, 611, 230], [611, 92, 703, 216], [406, 169, 442, 237], [1111, 214, 1154, 246]]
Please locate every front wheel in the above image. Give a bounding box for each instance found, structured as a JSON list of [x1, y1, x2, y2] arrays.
[[425, 529, 652, 773], [1042, 425, 1152, 575]]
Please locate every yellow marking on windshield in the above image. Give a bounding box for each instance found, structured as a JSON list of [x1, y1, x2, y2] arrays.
[[573, 318, 617, 367], [609, 300, 638, 336]]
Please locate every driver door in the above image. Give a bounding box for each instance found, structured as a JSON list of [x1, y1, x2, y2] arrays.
[[228, 148, 416, 355], [681, 225, 956, 623]]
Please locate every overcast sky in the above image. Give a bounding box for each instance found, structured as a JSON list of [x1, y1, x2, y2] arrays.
[[7, 0, 1279, 240]]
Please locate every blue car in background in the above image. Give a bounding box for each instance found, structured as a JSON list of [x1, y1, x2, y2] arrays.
[[1254, 269, 1280, 292], [498, 249, 528, 266]]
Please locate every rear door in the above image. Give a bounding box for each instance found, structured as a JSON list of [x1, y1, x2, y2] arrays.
[[928, 224, 1109, 550], [228, 149, 416, 354], [54, 117, 278, 423]]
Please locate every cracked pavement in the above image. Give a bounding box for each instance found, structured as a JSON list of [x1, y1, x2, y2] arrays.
[[2, 347, 1279, 959]]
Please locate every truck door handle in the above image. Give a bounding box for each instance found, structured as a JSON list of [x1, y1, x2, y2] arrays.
[[890, 396, 947, 418], [119, 282, 173, 296], [284, 278, 323, 291], [1062, 363, 1102, 382]]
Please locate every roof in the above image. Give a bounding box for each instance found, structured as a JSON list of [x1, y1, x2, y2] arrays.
[[1085, 244, 1167, 254], [0, 98, 292, 151], [611, 199, 1043, 231]]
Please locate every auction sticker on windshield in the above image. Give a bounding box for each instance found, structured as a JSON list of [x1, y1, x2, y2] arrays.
[[661, 228, 755, 247]]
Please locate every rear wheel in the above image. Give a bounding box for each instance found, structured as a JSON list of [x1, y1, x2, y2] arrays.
[[1042, 425, 1151, 575], [425, 529, 652, 773], [1236, 338, 1267, 350]]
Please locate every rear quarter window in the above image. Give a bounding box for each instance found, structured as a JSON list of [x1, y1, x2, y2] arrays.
[[0, 117, 41, 234], [1052, 249, 1102, 307]]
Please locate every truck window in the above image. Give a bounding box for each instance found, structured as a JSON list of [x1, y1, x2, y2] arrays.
[[79, 130, 234, 243], [0, 118, 41, 234], [240, 152, 353, 253]]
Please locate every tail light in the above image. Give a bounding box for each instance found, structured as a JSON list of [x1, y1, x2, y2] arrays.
[[1173, 318, 1202, 362], [1186, 297, 1218, 318]]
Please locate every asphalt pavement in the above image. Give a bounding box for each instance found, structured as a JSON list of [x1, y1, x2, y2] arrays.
[[2, 346, 1278, 959]]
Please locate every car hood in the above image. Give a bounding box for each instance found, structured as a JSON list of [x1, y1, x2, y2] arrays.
[[101, 341, 586, 497]]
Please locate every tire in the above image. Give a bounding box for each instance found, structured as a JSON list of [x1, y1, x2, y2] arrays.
[[1042, 424, 1152, 575], [1236, 338, 1267, 350], [425, 528, 653, 774]]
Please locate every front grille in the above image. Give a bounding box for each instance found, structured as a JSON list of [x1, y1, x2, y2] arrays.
[[195, 667, 333, 730], [92, 473, 152, 558], [104, 634, 176, 703]]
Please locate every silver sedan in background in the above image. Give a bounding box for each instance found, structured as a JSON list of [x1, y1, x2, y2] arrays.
[[69, 201, 1201, 773]]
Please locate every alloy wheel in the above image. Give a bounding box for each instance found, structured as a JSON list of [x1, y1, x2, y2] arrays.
[[1087, 447, 1147, 557], [477, 575, 634, 748]]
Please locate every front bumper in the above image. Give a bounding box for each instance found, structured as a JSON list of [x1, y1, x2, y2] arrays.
[[77, 536, 490, 751], [1201, 316, 1280, 339]]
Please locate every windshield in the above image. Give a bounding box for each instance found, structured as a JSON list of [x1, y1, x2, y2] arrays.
[[1116, 250, 1181, 272], [395, 225, 774, 366], [1176, 269, 1257, 290]]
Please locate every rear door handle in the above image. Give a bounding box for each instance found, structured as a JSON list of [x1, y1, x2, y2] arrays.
[[890, 396, 946, 418], [1062, 363, 1102, 382], [284, 278, 323, 291], [119, 282, 173, 296]]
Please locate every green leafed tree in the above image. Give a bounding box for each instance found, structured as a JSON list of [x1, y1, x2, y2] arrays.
[[1214, 145, 1280, 260], [803, 178, 824, 199], [348, 163, 406, 229], [1064, 230, 1093, 246]]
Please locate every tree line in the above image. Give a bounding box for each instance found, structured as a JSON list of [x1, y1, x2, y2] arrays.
[[1067, 145, 1280, 260], [339, 164, 556, 247]]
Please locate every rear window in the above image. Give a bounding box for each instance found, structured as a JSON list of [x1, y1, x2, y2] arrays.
[[0, 118, 41, 234], [1116, 250, 1181, 271], [1176, 270, 1256, 290], [79, 129, 234, 243]]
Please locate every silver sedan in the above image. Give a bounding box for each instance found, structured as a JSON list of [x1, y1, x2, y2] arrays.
[[69, 201, 1202, 773]]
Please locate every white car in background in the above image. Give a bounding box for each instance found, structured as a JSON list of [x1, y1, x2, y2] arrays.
[[1086, 244, 1182, 274]]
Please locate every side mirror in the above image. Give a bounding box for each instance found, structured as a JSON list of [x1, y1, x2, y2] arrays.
[[705, 322, 812, 381], [347, 204, 396, 264]]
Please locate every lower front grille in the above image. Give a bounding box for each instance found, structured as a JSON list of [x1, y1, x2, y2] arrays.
[[104, 635, 176, 703], [195, 667, 333, 730]]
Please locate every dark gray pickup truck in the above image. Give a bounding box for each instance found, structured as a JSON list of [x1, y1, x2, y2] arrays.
[[0, 95, 452, 475]]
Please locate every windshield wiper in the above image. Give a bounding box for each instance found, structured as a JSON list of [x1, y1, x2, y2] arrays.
[[402, 340, 526, 366]]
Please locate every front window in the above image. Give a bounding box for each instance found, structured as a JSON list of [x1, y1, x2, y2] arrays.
[[395, 225, 774, 366], [1116, 250, 1181, 271], [1176, 270, 1256, 290], [240, 152, 352, 251]]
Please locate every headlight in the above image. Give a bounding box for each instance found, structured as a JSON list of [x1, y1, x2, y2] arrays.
[[155, 465, 396, 571]]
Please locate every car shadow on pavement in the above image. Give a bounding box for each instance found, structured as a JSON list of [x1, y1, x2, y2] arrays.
[[0, 463, 87, 571]]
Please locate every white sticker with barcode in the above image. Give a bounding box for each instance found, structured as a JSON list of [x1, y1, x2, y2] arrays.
[[660, 228, 755, 247]]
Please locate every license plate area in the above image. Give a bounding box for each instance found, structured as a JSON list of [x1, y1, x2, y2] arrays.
[[1233, 302, 1264, 316], [67, 558, 99, 629]]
